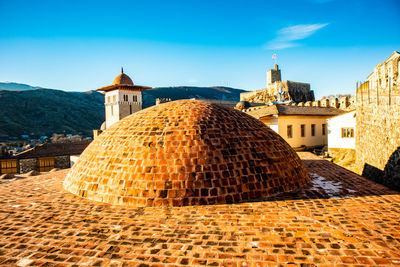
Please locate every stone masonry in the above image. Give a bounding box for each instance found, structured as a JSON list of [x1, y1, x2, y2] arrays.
[[54, 155, 70, 169], [18, 158, 37, 173], [241, 65, 314, 104], [355, 51, 400, 190]]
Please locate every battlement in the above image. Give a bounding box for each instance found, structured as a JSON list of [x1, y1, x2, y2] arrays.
[[295, 95, 355, 111], [355, 51, 400, 188]]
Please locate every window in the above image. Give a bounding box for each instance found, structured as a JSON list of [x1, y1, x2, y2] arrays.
[[300, 124, 305, 137], [0, 159, 18, 174], [133, 95, 137, 102], [130, 104, 132, 114], [107, 96, 110, 103], [311, 124, 315, 136], [113, 95, 116, 102], [287, 125, 293, 138], [322, 124, 326, 135], [38, 157, 55, 172], [341, 128, 354, 138]]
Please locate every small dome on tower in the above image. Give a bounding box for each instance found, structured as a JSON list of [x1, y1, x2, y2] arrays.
[[112, 68, 134, 85]]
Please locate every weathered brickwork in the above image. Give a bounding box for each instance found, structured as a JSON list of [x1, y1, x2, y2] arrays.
[[355, 52, 400, 189], [64, 100, 309, 207], [1, 154, 400, 266]]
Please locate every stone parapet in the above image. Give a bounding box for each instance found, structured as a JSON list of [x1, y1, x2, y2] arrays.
[[19, 158, 37, 174], [55, 155, 70, 169], [356, 79, 400, 190]]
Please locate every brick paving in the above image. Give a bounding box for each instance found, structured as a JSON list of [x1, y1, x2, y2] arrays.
[[1, 153, 400, 266], [65, 100, 308, 207]]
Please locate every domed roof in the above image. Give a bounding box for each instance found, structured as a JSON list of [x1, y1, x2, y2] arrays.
[[64, 100, 309, 207], [112, 68, 133, 85]]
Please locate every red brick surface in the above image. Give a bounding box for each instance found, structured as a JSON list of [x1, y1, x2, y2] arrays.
[[1, 153, 399, 266], [64, 100, 309, 207]]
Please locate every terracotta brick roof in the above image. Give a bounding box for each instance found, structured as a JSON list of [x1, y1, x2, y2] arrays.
[[96, 71, 151, 92], [112, 73, 134, 86], [96, 84, 151, 92], [1, 153, 399, 266], [244, 104, 346, 119], [15, 141, 91, 159], [64, 100, 309, 207]]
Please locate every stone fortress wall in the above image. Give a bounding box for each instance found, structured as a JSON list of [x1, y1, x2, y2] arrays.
[[240, 65, 315, 104], [293, 95, 356, 111], [355, 52, 400, 190]]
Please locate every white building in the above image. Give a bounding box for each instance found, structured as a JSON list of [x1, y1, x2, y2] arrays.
[[243, 104, 345, 150], [95, 69, 151, 130], [327, 111, 356, 150]]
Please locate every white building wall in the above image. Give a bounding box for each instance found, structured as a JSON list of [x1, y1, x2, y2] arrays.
[[104, 90, 120, 129], [327, 111, 356, 149], [260, 115, 328, 149], [104, 90, 143, 129], [277, 116, 328, 148]]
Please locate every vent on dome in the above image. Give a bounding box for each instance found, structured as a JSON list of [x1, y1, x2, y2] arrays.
[[64, 100, 309, 207]]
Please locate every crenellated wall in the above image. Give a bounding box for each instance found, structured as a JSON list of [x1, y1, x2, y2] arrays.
[[355, 51, 400, 190], [295, 95, 355, 111], [240, 66, 314, 104]]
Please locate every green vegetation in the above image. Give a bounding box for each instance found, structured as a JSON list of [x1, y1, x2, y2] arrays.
[[0, 83, 245, 139]]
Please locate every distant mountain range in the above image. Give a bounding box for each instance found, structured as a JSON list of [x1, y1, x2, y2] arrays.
[[0, 82, 42, 91], [0, 82, 246, 139]]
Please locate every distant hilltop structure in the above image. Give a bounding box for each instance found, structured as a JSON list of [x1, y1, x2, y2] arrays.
[[240, 65, 315, 104], [93, 69, 151, 137]]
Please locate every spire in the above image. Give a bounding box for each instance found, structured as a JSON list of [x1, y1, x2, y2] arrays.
[[121, 67, 124, 74]]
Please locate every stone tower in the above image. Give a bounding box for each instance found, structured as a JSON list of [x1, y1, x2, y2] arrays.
[[96, 68, 151, 129], [267, 64, 282, 85]]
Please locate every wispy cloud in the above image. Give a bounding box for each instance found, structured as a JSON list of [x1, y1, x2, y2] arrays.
[[265, 23, 328, 50]]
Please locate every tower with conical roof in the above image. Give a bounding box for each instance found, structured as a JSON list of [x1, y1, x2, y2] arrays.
[[96, 69, 151, 129]]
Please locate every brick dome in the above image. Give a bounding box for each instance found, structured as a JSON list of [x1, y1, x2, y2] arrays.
[[112, 72, 133, 85], [64, 100, 309, 207]]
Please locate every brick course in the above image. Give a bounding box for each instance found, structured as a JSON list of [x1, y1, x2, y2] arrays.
[[64, 100, 309, 207], [0, 153, 399, 266]]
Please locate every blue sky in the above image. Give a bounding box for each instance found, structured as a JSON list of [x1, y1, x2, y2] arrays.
[[0, 0, 399, 99]]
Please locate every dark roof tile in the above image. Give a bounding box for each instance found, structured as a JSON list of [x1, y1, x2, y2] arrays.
[[15, 141, 90, 159]]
